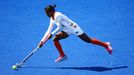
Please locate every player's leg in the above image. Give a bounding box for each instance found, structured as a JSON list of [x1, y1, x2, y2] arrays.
[[53, 31, 69, 62], [78, 33, 112, 54]]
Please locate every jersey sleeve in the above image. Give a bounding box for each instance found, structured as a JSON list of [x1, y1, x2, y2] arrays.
[[41, 19, 54, 41], [51, 16, 62, 34], [51, 24, 61, 34]]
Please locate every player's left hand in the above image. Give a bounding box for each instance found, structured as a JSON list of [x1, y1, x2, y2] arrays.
[[38, 41, 44, 48], [48, 34, 52, 39]]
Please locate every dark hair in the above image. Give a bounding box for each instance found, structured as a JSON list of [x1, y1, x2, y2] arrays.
[[44, 4, 56, 12]]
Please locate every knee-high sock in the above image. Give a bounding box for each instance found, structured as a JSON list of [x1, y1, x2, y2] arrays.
[[91, 38, 107, 48], [54, 41, 65, 56]]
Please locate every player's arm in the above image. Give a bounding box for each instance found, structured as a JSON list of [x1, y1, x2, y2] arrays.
[[51, 16, 62, 34], [38, 24, 54, 47], [51, 24, 61, 34]]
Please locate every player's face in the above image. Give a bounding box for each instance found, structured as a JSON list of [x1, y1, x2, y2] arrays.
[[45, 10, 53, 17]]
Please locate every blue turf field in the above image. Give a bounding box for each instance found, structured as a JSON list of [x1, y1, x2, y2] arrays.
[[0, 0, 134, 75]]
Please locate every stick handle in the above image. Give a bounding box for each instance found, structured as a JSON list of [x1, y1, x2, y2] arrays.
[[18, 46, 39, 66], [17, 34, 51, 67]]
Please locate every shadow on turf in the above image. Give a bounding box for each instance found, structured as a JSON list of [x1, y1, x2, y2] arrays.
[[24, 66, 128, 72]]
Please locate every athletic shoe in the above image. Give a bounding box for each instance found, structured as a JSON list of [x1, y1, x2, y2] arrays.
[[105, 42, 113, 55], [55, 55, 67, 63]]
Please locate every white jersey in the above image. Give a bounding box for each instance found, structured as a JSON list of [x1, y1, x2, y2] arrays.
[[41, 12, 84, 41], [50, 12, 84, 35]]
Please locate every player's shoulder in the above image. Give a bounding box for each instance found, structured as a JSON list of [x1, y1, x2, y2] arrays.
[[55, 12, 63, 16], [54, 12, 64, 19]]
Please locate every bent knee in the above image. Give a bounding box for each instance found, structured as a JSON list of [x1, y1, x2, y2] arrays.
[[78, 33, 92, 43], [84, 38, 92, 43], [53, 35, 60, 42]]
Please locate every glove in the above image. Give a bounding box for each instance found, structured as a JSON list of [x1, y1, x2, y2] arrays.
[[48, 34, 52, 39], [38, 41, 44, 48], [38, 34, 52, 48]]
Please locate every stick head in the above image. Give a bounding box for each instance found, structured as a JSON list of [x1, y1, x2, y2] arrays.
[[12, 65, 18, 70], [12, 63, 21, 70]]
